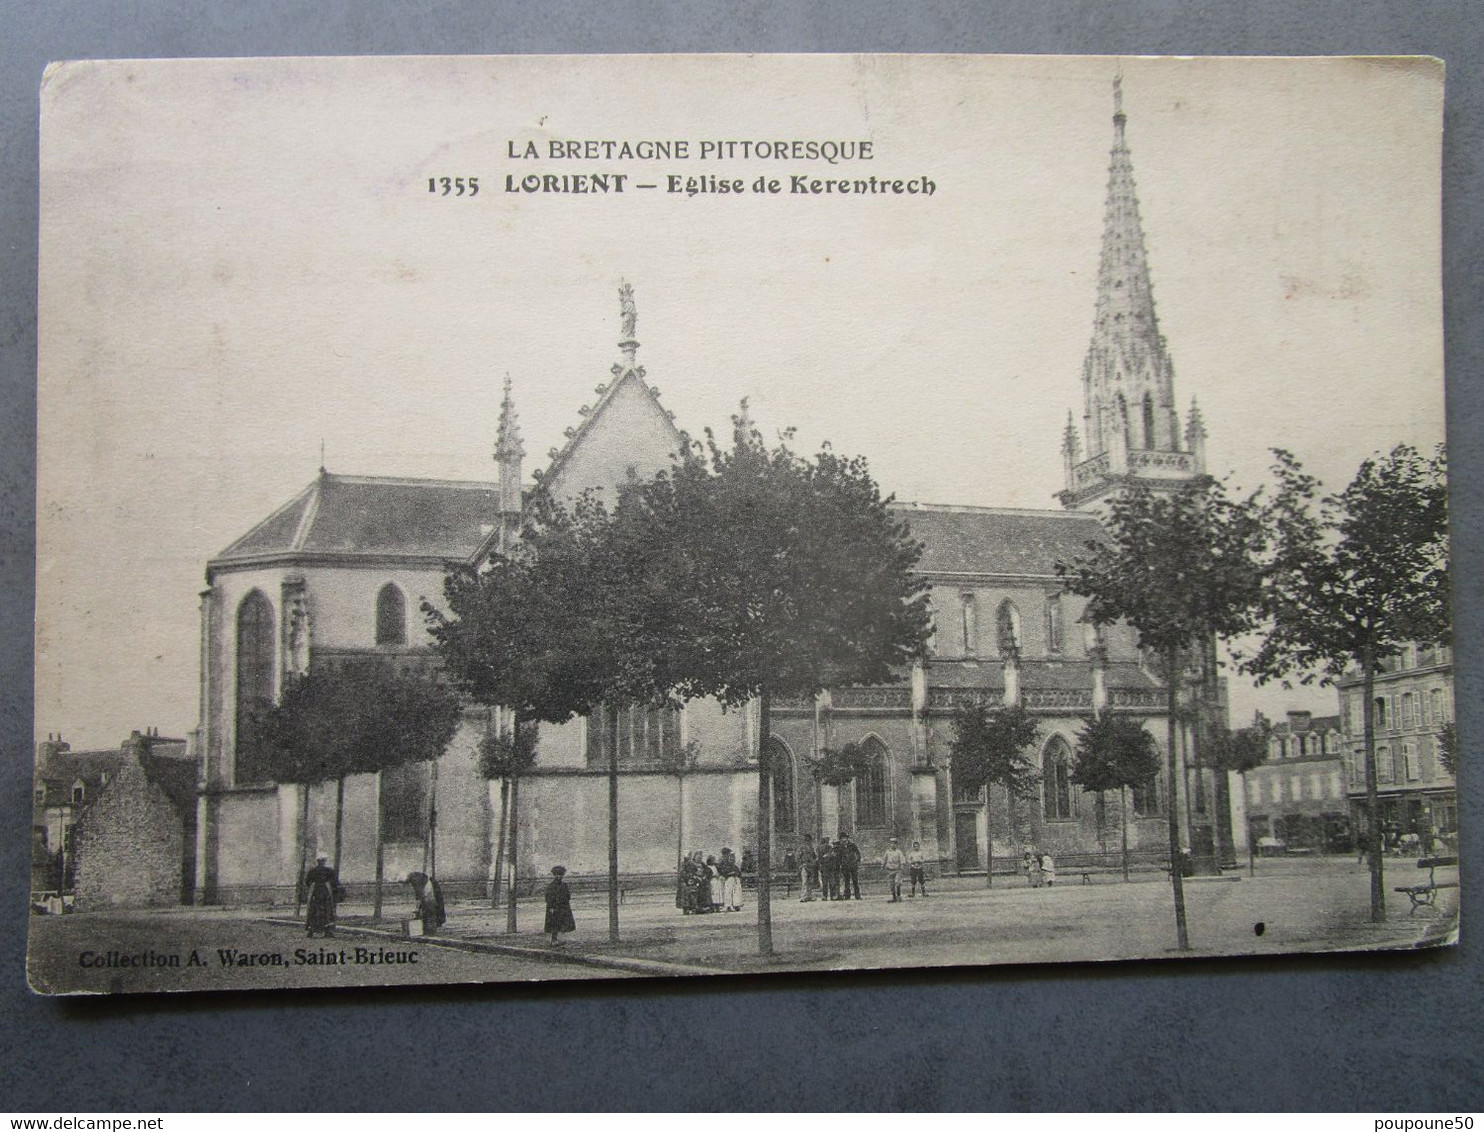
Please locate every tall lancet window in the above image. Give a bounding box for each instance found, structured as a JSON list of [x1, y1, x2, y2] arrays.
[[1142, 393, 1156, 449], [1043, 737, 1076, 820], [960, 593, 978, 657], [996, 600, 1022, 657], [376, 583, 407, 646], [235, 589, 275, 785], [1044, 594, 1065, 655]]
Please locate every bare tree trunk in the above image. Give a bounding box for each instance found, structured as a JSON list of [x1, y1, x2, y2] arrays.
[[1120, 785, 1130, 882], [333, 776, 346, 874], [983, 785, 994, 888], [428, 759, 439, 881], [491, 777, 509, 910], [505, 774, 520, 934], [608, 707, 620, 944], [295, 782, 310, 918], [1164, 647, 1191, 950], [757, 690, 774, 956], [674, 773, 685, 908], [1361, 648, 1385, 921], [373, 772, 385, 921]]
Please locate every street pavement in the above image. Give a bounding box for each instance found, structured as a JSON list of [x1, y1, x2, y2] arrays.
[[26, 856, 1456, 994]]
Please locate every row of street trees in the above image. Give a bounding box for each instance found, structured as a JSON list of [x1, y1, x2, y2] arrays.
[[1057, 443, 1449, 943], [426, 409, 931, 955]]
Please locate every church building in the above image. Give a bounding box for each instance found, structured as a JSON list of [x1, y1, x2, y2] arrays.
[[192, 83, 1225, 903]]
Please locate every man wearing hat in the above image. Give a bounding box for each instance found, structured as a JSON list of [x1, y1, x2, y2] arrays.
[[836, 831, 863, 900], [882, 838, 909, 903]]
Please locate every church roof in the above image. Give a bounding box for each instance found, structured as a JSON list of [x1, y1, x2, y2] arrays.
[[893, 503, 1104, 578], [211, 472, 503, 573]]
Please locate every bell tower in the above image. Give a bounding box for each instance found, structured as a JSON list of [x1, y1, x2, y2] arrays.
[[1060, 77, 1206, 511]]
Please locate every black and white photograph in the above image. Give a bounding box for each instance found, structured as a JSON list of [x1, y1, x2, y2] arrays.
[[30, 52, 1451, 996]]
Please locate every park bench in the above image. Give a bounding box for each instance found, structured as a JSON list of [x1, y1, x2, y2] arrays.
[[1394, 855, 1459, 914]]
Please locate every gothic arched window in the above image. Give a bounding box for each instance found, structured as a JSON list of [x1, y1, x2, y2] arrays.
[[1043, 737, 1076, 820], [1142, 393, 1156, 448], [960, 593, 977, 657], [767, 739, 795, 834], [235, 589, 275, 785], [858, 737, 890, 828], [376, 583, 407, 646], [1044, 594, 1064, 654], [996, 600, 1021, 657]]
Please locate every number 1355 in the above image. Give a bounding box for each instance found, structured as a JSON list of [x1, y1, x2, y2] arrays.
[[428, 176, 479, 196]]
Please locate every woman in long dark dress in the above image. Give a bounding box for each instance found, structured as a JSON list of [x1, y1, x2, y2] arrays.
[[304, 853, 338, 938], [544, 865, 576, 944], [406, 871, 446, 935]]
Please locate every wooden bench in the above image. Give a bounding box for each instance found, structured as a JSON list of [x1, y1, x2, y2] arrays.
[[1394, 855, 1459, 914]]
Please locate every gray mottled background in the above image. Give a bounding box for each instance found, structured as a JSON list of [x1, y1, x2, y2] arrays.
[[2, 2, 1479, 1112]]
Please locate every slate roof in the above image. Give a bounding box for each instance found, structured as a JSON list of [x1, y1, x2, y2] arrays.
[[1270, 714, 1341, 736], [892, 503, 1105, 578], [212, 472, 504, 571]]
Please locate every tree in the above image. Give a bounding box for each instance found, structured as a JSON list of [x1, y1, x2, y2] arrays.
[[1204, 719, 1270, 864], [253, 661, 463, 920], [1058, 478, 1267, 950], [627, 409, 931, 954], [427, 489, 673, 943], [478, 721, 538, 923], [660, 740, 701, 904], [1437, 722, 1457, 778], [1072, 714, 1161, 881], [806, 741, 872, 838], [948, 701, 1041, 887], [1241, 445, 1449, 921]]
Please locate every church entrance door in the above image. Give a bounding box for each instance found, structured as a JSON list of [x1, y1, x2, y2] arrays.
[[955, 812, 980, 873]]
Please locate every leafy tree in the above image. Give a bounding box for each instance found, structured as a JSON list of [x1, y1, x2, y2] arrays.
[[427, 489, 673, 941], [478, 722, 538, 919], [806, 741, 873, 840], [1204, 720, 1271, 862], [1072, 714, 1161, 881], [1437, 722, 1457, 778], [659, 740, 702, 900], [627, 409, 931, 954], [949, 702, 1041, 887], [254, 661, 463, 920], [1242, 445, 1449, 920], [1058, 478, 1267, 950]]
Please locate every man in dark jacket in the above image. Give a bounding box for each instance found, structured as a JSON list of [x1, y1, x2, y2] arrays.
[[818, 836, 839, 901], [836, 831, 863, 900]]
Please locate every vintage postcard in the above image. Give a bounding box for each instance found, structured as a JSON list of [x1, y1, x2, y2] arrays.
[[31, 54, 1451, 995]]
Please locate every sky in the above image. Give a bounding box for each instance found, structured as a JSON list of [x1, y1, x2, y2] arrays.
[[36, 54, 1445, 748]]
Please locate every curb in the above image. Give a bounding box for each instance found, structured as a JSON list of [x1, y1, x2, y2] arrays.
[[260, 917, 712, 978]]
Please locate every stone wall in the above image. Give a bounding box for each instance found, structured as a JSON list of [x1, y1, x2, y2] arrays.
[[74, 759, 188, 909]]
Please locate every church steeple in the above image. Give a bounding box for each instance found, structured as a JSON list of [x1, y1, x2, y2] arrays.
[[494, 374, 524, 518], [1061, 76, 1204, 511]]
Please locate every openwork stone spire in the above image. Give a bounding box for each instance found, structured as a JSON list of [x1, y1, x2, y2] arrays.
[[1060, 76, 1205, 511], [494, 374, 524, 463], [1083, 75, 1179, 458], [495, 374, 524, 519]]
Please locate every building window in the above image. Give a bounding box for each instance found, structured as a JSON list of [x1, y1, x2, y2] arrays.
[[766, 739, 795, 834], [1044, 594, 1065, 654], [1374, 698, 1388, 731], [1042, 738, 1075, 820], [1431, 688, 1448, 724], [1131, 775, 1161, 817], [235, 589, 275, 785], [586, 702, 682, 766], [960, 594, 978, 657], [376, 583, 407, 646], [1377, 746, 1394, 782], [924, 595, 937, 656], [1401, 692, 1416, 729], [71, 783, 85, 805], [1142, 393, 1156, 448], [1403, 744, 1420, 781], [857, 737, 890, 827], [996, 600, 1021, 657]]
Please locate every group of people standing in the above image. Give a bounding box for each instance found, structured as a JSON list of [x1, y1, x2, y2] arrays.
[[677, 848, 745, 914], [796, 831, 863, 901], [1022, 848, 1057, 888]]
